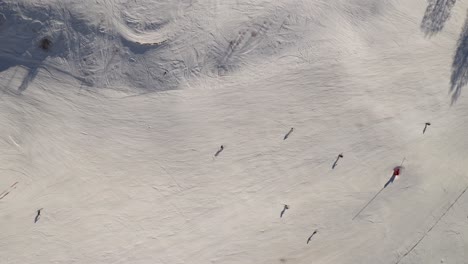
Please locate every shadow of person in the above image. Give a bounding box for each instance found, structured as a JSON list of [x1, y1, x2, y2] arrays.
[[423, 122, 431, 134], [214, 145, 224, 157], [280, 204, 289, 218], [307, 230, 318, 244], [34, 209, 42, 223], [283, 128, 294, 140], [332, 157, 339, 169], [332, 154, 343, 169]]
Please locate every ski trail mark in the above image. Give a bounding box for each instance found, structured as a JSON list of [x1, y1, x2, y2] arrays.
[[0, 181, 19, 200], [217, 20, 273, 73], [214, 145, 224, 157], [395, 185, 468, 264], [353, 187, 385, 220]]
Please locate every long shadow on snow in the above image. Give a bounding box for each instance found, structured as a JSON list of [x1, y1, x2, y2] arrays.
[[0, 55, 45, 95], [420, 0, 457, 36], [0, 53, 94, 95], [450, 13, 468, 104], [384, 174, 397, 188]]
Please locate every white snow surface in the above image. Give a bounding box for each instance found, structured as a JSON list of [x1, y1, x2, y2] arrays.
[[1, 0, 468, 263]]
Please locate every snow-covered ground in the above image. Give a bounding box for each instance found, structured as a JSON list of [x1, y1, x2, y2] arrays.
[[1, 0, 468, 263]]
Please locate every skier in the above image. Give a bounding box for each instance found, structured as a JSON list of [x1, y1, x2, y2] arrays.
[[214, 145, 224, 157], [423, 122, 431, 134], [332, 153, 344, 169], [34, 208, 42, 223], [307, 230, 318, 244], [284, 128, 294, 140], [280, 204, 289, 218]]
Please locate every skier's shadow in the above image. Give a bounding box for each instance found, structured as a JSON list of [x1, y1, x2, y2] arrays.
[[280, 205, 289, 218], [332, 157, 340, 169], [384, 174, 397, 188], [332, 154, 343, 169], [34, 209, 42, 223], [283, 128, 294, 140], [307, 230, 318, 244], [214, 145, 224, 157]]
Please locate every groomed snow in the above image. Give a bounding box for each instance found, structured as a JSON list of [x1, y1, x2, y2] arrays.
[[1, 0, 468, 263]]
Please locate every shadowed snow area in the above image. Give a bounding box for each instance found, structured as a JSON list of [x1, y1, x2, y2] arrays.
[[1, 0, 468, 264]]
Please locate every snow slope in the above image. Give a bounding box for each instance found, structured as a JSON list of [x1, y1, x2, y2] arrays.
[[1, 0, 468, 263]]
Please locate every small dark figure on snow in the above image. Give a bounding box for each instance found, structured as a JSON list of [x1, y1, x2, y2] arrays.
[[34, 208, 43, 223], [280, 204, 289, 218], [283, 128, 294, 140], [423, 122, 431, 134], [307, 230, 318, 244], [214, 145, 224, 157], [40, 38, 51, 51], [332, 153, 344, 169]]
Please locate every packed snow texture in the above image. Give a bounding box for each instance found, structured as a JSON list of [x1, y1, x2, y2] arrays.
[[1, 0, 468, 263]]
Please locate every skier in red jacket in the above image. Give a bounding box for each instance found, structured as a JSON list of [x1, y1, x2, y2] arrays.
[[384, 166, 402, 188]]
